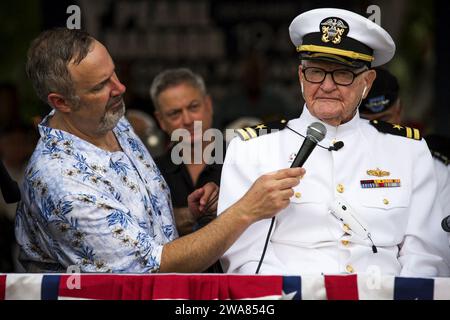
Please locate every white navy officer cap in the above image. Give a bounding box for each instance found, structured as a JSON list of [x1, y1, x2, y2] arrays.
[[289, 8, 396, 68]]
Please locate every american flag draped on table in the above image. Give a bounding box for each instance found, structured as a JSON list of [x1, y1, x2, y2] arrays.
[[1, 274, 449, 300]]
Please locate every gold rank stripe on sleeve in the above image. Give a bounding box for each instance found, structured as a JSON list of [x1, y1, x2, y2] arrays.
[[360, 179, 401, 189], [369, 120, 422, 140]]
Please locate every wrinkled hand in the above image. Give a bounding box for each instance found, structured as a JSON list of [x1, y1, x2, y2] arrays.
[[235, 167, 305, 223], [187, 182, 219, 219]]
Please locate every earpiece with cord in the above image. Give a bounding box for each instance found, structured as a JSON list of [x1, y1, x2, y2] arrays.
[[300, 80, 305, 100], [354, 85, 368, 113]]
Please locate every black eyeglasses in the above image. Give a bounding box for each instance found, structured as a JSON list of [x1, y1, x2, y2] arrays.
[[302, 67, 367, 86]]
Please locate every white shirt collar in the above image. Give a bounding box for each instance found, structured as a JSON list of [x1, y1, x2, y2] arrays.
[[287, 104, 362, 144]]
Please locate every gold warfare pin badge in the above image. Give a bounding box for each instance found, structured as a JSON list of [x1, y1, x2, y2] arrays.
[[320, 17, 349, 44], [366, 168, 390, 177]]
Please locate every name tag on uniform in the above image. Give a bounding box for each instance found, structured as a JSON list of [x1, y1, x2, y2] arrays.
[[360, 179, 401, 188]]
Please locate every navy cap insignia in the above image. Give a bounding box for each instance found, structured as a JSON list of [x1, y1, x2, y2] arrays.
[[366, 168, 390, 177], [320, 17, 349, 44]]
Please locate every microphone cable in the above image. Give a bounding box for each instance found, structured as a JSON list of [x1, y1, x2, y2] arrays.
[[255, 217, 275, 274], [285, 126, 344, 151]]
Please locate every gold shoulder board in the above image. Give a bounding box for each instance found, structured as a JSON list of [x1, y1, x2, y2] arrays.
[[369, 120, 421, 141], [236, 119, 288, 141]]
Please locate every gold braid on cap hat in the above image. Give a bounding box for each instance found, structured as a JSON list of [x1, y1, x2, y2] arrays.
[[298, 45, 374, 62]]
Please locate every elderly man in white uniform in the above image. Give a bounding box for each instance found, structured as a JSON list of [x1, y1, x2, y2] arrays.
[[218, 8, 450, 277]]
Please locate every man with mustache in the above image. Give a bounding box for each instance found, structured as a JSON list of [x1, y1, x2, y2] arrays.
[[218, 8, 450, 277], [16, 28, 304, 273]]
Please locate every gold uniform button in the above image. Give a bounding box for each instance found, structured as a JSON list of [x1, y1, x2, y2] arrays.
[[336, 184, 345, 193], [346, 265, 354, 273], [343, 224, 351, 233], [341, 240, 350, 246], [383, 198, 389, 205], [295, 192, 302, 199]]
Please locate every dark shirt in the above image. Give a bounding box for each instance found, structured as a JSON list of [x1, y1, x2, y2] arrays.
[[155, 149, 223, 208], [155, 143, 224, 273]]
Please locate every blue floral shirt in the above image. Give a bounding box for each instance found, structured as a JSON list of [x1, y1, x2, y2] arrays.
[[15, 112, 177, 273]]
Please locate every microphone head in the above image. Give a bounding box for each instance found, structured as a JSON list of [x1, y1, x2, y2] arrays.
[[307, 122, 327, 143]]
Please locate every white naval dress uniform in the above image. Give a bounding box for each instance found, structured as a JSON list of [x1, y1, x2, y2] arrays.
[[218, 106, 450, 277]]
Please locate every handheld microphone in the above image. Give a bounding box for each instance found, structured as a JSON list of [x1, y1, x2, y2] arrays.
[[0, 160, 21, 204], [291, 122, 327, 168], [256, 121, 326, 274], [442, 215, 450, 232]]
